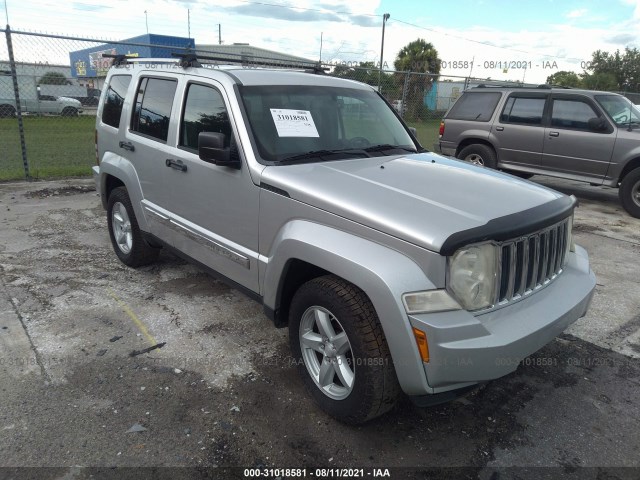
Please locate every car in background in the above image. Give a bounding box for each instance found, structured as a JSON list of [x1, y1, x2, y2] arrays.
[[439, 86, 640, 218], [0, 94, 83, 117]]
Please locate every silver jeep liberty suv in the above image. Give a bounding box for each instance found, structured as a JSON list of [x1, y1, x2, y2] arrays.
[[94, 55, 595, 423]]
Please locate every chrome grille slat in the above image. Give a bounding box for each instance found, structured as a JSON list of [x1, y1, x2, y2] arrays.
[[505, 243, 517, 299], [495, 217, 571, 307], [517, 239, 528, 297], [528, 236, 540, 292], [539, 231, 549, 284]]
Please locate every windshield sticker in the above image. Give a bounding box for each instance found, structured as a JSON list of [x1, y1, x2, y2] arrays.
[[270, 109, 319, 137]]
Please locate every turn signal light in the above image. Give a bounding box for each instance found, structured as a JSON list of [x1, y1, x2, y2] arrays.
[[412, 327, 430, 363]]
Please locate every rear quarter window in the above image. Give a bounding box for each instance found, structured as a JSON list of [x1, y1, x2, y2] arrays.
[[447, 92, 501, 121], [102, 75, 131, 128]]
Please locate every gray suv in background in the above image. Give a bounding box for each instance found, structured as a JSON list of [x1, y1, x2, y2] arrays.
[[439, 86, 640, 218]]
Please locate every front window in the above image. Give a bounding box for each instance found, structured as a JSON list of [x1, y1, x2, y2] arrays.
[[595, 95, 640, 127], [238, 85, 416, 164], [550, 99, 599, 130]]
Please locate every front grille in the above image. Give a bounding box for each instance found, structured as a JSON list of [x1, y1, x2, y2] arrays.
[[496, 217, 570, 305]]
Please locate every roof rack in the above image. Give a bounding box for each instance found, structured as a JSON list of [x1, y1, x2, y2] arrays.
[[101, 54, 137, 66], [171, 53, 202, 68], [474, 83, 574, 90], [102, 51, 328, 74], [187, 52, 327, 73]]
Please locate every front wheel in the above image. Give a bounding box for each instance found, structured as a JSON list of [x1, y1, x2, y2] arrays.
[[458, 144, 497, 169], [61, 107, 78, 117], [289, 275, 399, 424], [107, 187, 160, 267], [619, 168, 640, 218]]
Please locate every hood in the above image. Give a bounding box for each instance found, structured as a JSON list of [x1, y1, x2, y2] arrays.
[[57, 96, 81, 104], [260, 152, 565, 252]]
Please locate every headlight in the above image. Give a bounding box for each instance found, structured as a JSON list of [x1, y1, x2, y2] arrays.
[[448, 243, 497, 311]]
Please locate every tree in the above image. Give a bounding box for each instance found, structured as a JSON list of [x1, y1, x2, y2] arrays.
[[586, 47, 640, 91], [393, 39, 441, 120], [546, 71, 582, 87], [38, 71, 70, 85], [580, 72, 619, 91], [332, 61, 396, 95]]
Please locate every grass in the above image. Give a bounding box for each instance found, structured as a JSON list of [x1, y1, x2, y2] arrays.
[[0, 116, 442, 182], [0, 116, 95, 181], [405, 118, 441, 151]]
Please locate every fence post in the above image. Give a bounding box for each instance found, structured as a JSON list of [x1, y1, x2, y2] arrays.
[[5, 25, 30, 180], [400, 72, 410, 118]]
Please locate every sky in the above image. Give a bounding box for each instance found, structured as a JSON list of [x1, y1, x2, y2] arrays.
[[2, 0, 640, 84]]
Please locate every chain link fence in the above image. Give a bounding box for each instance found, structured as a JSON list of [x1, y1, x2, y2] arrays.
[[0, 27, 194, 180], [0, 27, 635, 180]]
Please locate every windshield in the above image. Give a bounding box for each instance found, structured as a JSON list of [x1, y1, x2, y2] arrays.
[[595, 95, 640, 127], [238, 85, 416, 163]]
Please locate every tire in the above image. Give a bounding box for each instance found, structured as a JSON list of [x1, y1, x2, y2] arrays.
[[0, 104, 16, 118], [458, 144, 497, 169], [619, 168, 640, 219], [61, 107, 78, 117], [289, 275, 399, 424], [107, 187, 160, 267]]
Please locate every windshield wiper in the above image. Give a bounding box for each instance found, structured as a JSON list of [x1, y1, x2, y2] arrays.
[[363, 144, 418, 154], [276, 149, 369, 164]]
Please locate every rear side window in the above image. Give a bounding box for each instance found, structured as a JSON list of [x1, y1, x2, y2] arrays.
[[447, 92, 501, 121], [131, 77, 178, 142], [102, 75, 131, 128], [180, 83, 231, 151], [500, 96, 546, 125]]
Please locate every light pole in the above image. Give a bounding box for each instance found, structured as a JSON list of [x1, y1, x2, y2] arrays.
[[378, 13, 390, 93], [144, 10, 149, 35]]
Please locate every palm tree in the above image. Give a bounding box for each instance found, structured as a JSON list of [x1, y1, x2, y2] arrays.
[[393, 39, 441, 120]]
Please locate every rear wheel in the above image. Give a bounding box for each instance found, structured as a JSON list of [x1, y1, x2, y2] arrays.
[[289, 275, 399, 424], [619, 168, 640, 218], [458, 144, 497, 169], [107, 187, 160, 267]]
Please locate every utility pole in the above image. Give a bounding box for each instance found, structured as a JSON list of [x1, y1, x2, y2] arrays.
[[319, 32, 323, 63], [187, 9, 190, 39], [218, 24, 222, 45], [378, 13, 390, 93], [144, 10, 149, 35]]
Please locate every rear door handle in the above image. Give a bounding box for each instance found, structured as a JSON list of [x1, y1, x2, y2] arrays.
[[549, 131, 560, 137], [119, 141, 135, 151], [166, 159, 187, 172], [495, 126, 504, 131]]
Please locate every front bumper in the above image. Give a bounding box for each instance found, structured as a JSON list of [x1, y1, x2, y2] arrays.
[[408, 244, 595, 394]]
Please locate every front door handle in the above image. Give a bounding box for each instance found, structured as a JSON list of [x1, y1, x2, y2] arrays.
[[119, 141, 135, 152], [495, 126, 504, 131], [166, 159, 187, 172], [549, 131, 560, 137]]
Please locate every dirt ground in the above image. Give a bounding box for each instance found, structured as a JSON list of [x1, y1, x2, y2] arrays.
[[1, 176, 639, 479]]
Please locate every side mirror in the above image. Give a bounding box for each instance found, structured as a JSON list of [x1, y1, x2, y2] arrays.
[[408, 126, 417, 137], [587, 117, 607, 132], [198, 132, 241, 169]]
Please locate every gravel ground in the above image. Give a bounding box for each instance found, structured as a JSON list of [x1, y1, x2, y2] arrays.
[[1, 176, 639, 479]]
